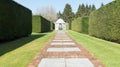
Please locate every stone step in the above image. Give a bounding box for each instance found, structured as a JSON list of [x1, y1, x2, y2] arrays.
[[38, 58, 94, 67], [47, 47, 81, 52], [51, 42, 76, 46], [52, 40, 72, 42]]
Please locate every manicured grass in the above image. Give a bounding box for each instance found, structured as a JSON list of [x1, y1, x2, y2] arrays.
[[0, 31, 55, 67], [67, 30, 120, 67]]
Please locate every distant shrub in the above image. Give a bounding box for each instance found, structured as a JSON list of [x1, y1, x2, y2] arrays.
[[0, 0, 32, 41], [89, 1, 120, 42], [71, 17, 89, 34]]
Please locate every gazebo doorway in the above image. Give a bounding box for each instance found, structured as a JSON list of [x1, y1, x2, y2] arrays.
[[54, 18, 66, 30]]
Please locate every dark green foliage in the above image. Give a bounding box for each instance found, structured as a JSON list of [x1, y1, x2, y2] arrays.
[[41, 16, 51, 32], [101, 3, 104, 7], [89, 1, 120, 42], [71, 17, 81, 32], [32, 16, 41, 33], [62, 3, 74, 29], [57, 11, 63, 19], [75, 4, 96, 18], [91, 4, 96, 11], [66, 23, 70, 30], [32, 15, 52, 33], [80, 4, 86, 16], [0, 0, 32, 41], [81, 17, 89, 34], [75, 5, 82, 18], [50, 22, 54, 30], [71, 17, 89, 34]]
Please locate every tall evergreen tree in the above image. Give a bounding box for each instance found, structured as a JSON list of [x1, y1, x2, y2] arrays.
[[62, 3, 74, 29], [85, 4, 90, 16], [76, 4, 90, 17], [91, 4, 96, 11], [75, 4, 96, 17], [89, 5, 92, 10], [76, 5, 82, 18], [62, 3, 74, 23], [101, 3, 104, 7], [81, 4, 85, 16], [86, 4, 89, 9], [57, 11, 63, 19]]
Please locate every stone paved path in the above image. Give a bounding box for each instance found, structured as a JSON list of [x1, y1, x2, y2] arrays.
[[28, 31, 104, 67]]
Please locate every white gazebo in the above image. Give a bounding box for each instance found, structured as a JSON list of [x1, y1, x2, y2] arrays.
[[54, 18, 66, 30]]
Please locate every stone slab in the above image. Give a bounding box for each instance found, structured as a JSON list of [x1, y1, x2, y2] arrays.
[[47, 47, 80, 52], [66, 58, 94, 67], [63, 42, 75, 45], [52, 40, 72, 42], [51, 42, 75, 46], [38, 58, 65, 67], [47, 48, 64, 52], [63, 40, 72, 41], [64, 48, 80, 52], [51, 42, 62, 45], [38, 58, 94, 67]]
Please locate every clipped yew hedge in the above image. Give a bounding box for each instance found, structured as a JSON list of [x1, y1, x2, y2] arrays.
[[32, 15, 53, 33], [32, 16, 41, 32], [89, 1, 120, 42], [50, 22, 54, 31], [0, 0, 32, 41], [66, 23, 70, 30], [71, 17, 89, 34]]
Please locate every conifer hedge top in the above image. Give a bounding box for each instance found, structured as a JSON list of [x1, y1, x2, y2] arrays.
[[0, 0, 32, 41], [89, 1, 120, 42]]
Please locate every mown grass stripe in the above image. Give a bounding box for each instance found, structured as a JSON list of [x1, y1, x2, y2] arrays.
[[0, 31, 55, 67], [67, 30, 120, 67]]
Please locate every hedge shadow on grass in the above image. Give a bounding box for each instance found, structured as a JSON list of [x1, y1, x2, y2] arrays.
[[0, 34, 45, 56]]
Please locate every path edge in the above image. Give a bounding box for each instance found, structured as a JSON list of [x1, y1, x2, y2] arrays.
[[27, 31, 56, 67], [65, 31, 105, 67]]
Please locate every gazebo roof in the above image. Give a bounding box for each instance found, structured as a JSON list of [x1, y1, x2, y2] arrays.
[[55, 18, 65, 23]]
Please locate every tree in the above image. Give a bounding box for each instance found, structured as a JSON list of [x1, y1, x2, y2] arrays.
[[76, 5, 82, 18], [57, 11, 63, 19], [91, 4, 96, 11], [85, 4, 90, 16], [76, 4, 92, 17], [80, 4, 86, 16], [62, 3, 74, 29], [75, 4, 85, 17], [62, 3, 74, 22], [35, 6, 57, 22], [101, 3, 104, 7], [89, 5, 92, 10], [86, 4, 89, 9]]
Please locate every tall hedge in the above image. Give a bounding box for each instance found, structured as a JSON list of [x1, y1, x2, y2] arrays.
[[50, 22, 54, 31], [0, 0, 32, 41], [71, 17, 89, 34], [32, 15, 53, 33], [32, 16, 41, 32], [89, 1, 120, 42], [66, 23, 70, 30]]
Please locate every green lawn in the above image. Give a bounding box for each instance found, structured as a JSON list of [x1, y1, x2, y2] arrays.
[[0, 31, 55, 67], [67, 30, 120, 67]]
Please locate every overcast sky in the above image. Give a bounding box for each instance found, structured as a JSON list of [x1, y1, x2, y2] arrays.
[[15, 0, 113, 14]]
